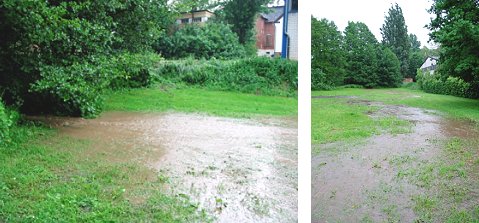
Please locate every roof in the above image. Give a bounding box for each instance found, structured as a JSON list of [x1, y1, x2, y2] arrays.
[[260, 6, 284, 22], [420, 56, 439, 69]]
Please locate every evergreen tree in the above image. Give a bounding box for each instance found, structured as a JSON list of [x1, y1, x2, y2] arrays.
[[381, 3, 410, 78], [344, 22, 379, 88], [427, 0, 479, 97], [376, 46, 402, 87], [311, 17, 347, 90]]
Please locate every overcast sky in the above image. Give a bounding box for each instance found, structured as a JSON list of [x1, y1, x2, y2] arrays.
[[311, 0, 437, 48]]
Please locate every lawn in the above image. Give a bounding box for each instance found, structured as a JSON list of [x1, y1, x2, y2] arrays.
[[1, 87, 296, 222], [313, 88, 479, 122], [312, 87, 479, 222], [312, 87, 479, 145], [105, 87, 298, 118]]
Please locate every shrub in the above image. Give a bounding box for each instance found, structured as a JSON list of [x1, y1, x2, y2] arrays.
[[0, 101, 13, 144], [153, 57, 298, 96], [311, 68, 336, 90], [109, 52, 162, 89], [156, 23, 246, 59], [417, 69, 472, 98]]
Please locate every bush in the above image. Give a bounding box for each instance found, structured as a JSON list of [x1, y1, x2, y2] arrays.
[[417, 69, 472, 98], [0, 101, 13, 144], [109, 52, 162, 89], [153, 57, 298, 96], [312, 68, 336, 90], [156, 23, 246, 59]]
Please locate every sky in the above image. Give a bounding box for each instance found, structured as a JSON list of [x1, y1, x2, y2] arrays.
[[310, 0, 437, 48]]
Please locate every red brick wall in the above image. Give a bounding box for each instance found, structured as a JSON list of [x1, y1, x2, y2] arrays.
[[255, 17, 275, 50]]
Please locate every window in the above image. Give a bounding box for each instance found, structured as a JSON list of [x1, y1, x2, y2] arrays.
[[193, 17, 202, 23], [181, 18, 190, 24], [265, 34, 273, 48], [291, 0, 298, 12]]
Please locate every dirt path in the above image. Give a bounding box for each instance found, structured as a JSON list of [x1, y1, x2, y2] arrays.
[[312, 99, 479, 222], [34, 112, 298, 223]]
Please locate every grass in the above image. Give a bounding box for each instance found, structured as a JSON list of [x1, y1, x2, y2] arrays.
[[0, 124, 210, 222], [313, 88, 479, 123], [1, 86, 296, 222], [312, 96, 411, 147], [313, 87, 479, 222], [105, 87, 297, 118]]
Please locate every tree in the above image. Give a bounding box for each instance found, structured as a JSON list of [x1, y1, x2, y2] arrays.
[[381, 3, 410, 78], [407, 34, 424, 79], [218, 0, 271, 44], [0, 0, 171, 116], [427, 0, 479, 97], [376, 46, 402, 87], [311, 17, 347, 90], [344, 22, 379, 88]]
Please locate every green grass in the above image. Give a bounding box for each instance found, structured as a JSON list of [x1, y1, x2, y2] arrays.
[[105, 87, 297, 118], [312, 97, 410, 147], [1, 86, 296, 222], [0, 124, 210, 222], [313, 88, 479, 123]]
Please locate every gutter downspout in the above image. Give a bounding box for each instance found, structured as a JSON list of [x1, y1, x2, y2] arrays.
[[281, 0, 289, 59]]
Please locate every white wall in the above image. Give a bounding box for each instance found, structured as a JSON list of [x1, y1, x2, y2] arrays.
[[287, 12, 298, 60], [274, 18, 283, 53]]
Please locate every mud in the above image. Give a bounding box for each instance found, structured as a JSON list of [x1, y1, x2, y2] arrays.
[[312, 95, 358, 99], [312, 99, 479, 222], [32, 112, 298, 223]]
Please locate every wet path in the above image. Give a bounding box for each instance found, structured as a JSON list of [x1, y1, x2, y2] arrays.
[[34, 112, 298, 223], [312, 99, 479, 222]]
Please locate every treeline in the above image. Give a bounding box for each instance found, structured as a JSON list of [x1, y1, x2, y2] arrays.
[[0, 0, 283, 119], [311, 4, 424, 90], [418, 0, 479, 98]]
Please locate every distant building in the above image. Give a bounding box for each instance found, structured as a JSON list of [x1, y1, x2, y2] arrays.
[[255, 6, 284, 57], [420, 56, 439, 74], [281, 0, 298, 60], [176, 10, 215, 27]]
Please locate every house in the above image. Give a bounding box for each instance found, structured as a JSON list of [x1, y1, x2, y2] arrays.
[[281, 0, 298, 60], [176, 10, 215, 27], [420, 56, 439, 74], [255, 6, 284, 57]]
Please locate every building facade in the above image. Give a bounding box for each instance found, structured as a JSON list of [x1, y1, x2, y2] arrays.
[[282, 0, 298, 60], [176, 10, 215, 27], [255, 6, 284, 57]]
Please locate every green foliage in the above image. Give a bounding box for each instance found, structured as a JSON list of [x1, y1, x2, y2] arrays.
[[0, 0, 171, 117], [417, 69, 473, 98], [427, 0, 479, 97], [109, 52, 162, 89], [311, 17, 346, 90], [156, 23, 246, 59], [153, 57, 297, 96], [0, 101, 13, 144], [381, 3, 411, 77], [217, 0, 271, 44], [376, 47, 403, 87], [344, 22, 380, 88], [408, 51, 424, 80]]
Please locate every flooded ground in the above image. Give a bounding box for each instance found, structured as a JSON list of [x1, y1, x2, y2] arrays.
[[312, 98, 479, 222], [33, 112, 298, 223]]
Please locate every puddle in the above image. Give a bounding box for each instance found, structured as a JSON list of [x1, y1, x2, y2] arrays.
[[312, 99, 479, 222], [31, 112, 298, 223], [312, 95, 358, 99]]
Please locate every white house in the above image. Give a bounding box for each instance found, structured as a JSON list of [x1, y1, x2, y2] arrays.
[[420, 56, 439, 74]]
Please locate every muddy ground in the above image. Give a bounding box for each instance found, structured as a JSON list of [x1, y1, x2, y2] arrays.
[[312, 98, 479, 222], [34, 112, 298, 223]]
